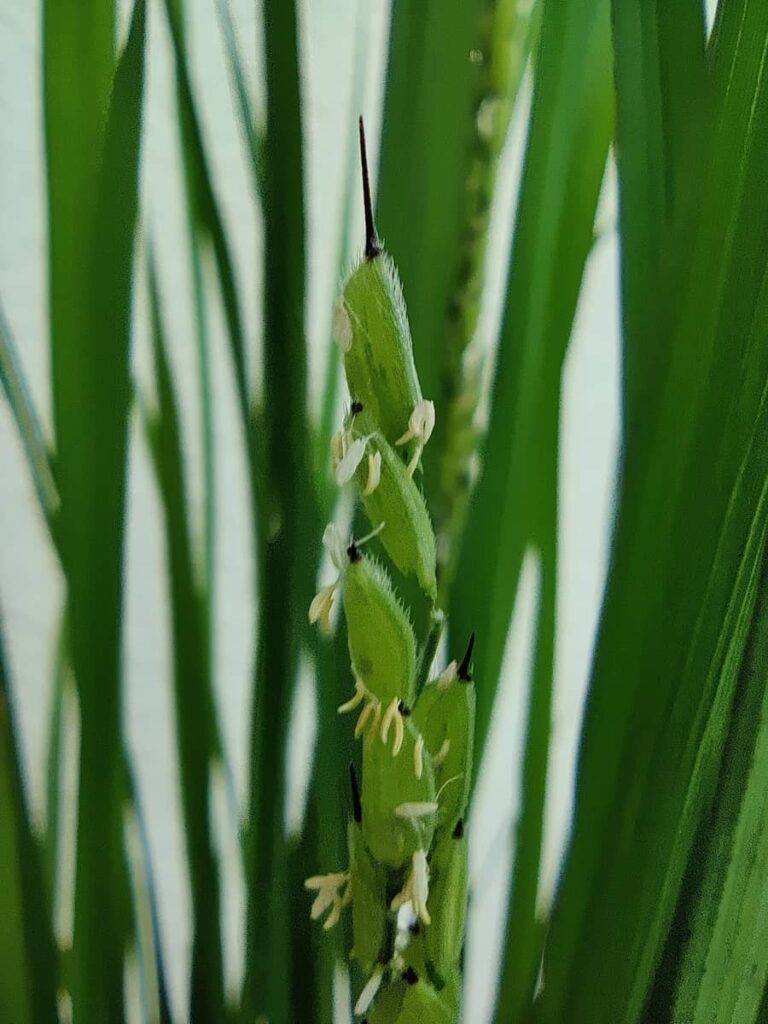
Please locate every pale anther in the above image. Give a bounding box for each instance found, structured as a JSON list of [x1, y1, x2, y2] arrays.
[[414, 734, 424, 779], [362, 450, 382, 496], [380, 697, 399, 744], [309, 583, 337, 634], [390, 849, 431, 926], [330, 430, 344, 474], [338, 679, 367, 714], [395, 400, 436, 448], [354, 701, 375, 738], [354, 965, 384, 1016], [305, 870, 351, 930], [431, 737, 451, 767], [394, 802, 438, 820], [322, 522, 347, 572], [392, 712, 405, 757], [335, 436, 368, 485], [334, 301, 353, 353]]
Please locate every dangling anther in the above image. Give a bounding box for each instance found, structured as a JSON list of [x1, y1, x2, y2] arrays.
[[349, 762, 362, 824], [359, 116, 381, 261], [458, 632, 476, 682]]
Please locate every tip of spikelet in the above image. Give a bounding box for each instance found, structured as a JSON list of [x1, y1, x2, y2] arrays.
[[358, 116, 381, 261]]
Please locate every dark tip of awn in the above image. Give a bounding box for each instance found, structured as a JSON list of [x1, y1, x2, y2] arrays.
[[452, 818, 464, 839], [347, 542, 362, 563], [397, 699, 411, 717], [458, 632, 476, 682], [351, 400, 364, 415], [402, 966, 419, 985], [358, 116, 381, 261], [349, 763, 362, 823]]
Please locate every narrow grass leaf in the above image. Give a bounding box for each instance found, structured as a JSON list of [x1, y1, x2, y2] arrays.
[[450, 0, 613, 777], [0, 302, 59, 547], [612, 0, 710, 431], [43, 1, 146, 1016], [43, 613, 68, 898], [214, 0, 264, 199], [535, 6, 768, 1021], [162, 0, 251, 431], [494, 447, 557, 1022], [664, 550, 768, 1024], [242, 1, 317, 1020], [122, 761, 175, 1024], [440, 4, 613, 1016], [143, 256, 226, 1019], [0, 616, 58, 1023]]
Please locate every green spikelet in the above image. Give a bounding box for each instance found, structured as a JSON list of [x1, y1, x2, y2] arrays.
[[349, 417, 437, 600], [305, 119, 475, 1024], [338, 256, 423, 453], [424, 827, 469, 983], [342, 550, 417, 708], [411, 635, 476, 832], [348, 818, 388, 973], [361, 718, 436, 868], [333, 123, 424, 455]]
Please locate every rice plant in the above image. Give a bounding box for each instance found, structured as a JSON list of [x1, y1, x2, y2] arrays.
[[2, 0, 768, 1022]]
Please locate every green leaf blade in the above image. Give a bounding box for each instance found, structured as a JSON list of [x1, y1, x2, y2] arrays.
[[43, 1, 147, 1016], [143, 256, 226, 1019], [535, 6, 768, 1021], [0, 618, 58, 1024]]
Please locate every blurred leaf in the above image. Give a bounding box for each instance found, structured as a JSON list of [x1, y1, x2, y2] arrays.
[[241, 1, 317, 1021], [440, 3, 613, 1018], [535, 4, 768, 1021], [661, 548, 768, 1024], [0, 615, 58, 1023], [377, 0, 487, 405], [215, 0, 264, 199], [612, 1, 709, 430], [43, 0, 146, 1016], [450, 0, 613, 786], [43, 614, 67, 898], [0, 301, 59, 547], [162, 0, 262, 639], [427, 0, 538, 597], [143, 255, 226, 1019], [162, 0, 251, 433], [122, 761, 175, 1024], [315, 1, 372, 505]]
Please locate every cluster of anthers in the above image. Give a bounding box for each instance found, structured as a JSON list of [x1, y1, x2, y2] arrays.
[[330, 398, 436, 487], [331, 422, 381, 493], [395, 399, 436, 477], [303, 870, 351, 931], [308, 522, 386, 635], [337, 678, 417, 760], [307, 523, 347, 634]]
